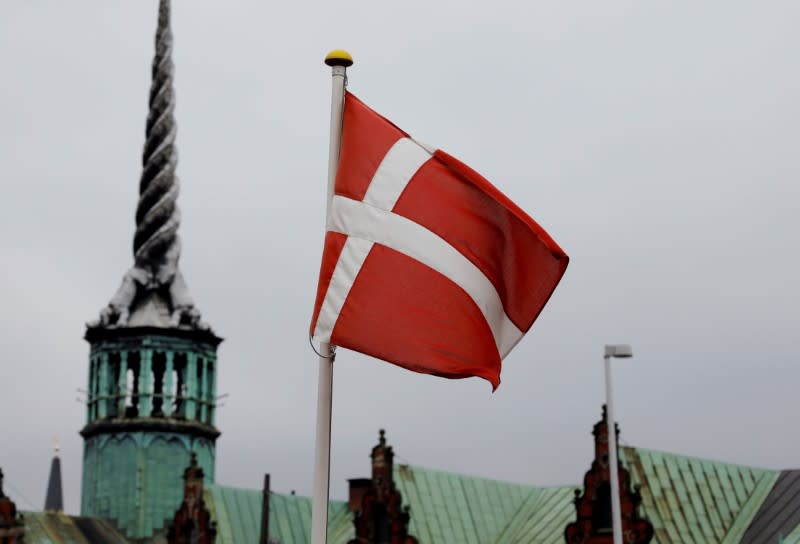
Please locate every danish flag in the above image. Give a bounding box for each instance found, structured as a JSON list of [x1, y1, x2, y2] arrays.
[[310, 92, 568, 389]]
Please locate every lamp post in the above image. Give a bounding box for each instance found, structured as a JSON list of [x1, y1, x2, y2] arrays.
[[604, 344, 633, 544]]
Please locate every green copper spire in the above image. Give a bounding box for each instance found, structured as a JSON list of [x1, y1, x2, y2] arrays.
[[81, 1, 222, 539]]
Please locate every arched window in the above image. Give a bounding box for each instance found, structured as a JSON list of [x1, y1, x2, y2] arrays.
[[206, 359, 215, 424], [173, 353, 187, 417], [152, 352, 166, 417], [108, 353, 121, 418], [125, 352, 140, 417]]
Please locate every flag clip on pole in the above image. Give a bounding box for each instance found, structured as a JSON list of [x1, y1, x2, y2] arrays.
[[310, 49, 353, 544]]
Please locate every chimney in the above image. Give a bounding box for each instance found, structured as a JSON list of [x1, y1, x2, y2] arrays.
[[347, 479, 371, 513]]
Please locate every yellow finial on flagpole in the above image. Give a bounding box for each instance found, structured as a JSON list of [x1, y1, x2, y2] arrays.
[[324, 49, 353, 67]]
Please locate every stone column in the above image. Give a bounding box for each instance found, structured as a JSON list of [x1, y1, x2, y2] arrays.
[[98, 353, 110, 419], [117, 352, 128, 416], [164, 351, 175, 417], [200, 357, 209, 424], [185, 353, 197, 420], [87, 356, 97, 422], [139, 349, 153, 417], [207, 358, 216, 426]]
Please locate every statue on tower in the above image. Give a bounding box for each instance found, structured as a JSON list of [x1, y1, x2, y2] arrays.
[[91, 0, 207, 331]]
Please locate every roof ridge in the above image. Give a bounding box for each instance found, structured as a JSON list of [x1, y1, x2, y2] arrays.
[[207, 482, 351, 506], [395, 462, 578, 491], [720, 470, 781, 544], [622, 445, 777, 473]]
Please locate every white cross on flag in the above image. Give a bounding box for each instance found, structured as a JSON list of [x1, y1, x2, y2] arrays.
[[310, 92, 568, 389]]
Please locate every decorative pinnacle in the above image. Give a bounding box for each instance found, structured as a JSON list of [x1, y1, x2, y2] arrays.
[[134, 0, 181, 269], [378, 429, 386, 446], [183, 451, 205, 480]]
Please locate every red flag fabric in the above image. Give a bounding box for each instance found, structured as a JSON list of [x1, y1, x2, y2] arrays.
[[310, 92, 568, 389]]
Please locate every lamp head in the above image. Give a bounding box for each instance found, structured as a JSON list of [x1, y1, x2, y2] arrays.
[[605, 344, 633, 358]]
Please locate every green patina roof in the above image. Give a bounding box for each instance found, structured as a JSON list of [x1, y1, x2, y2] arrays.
[[620, 447, 779, 543], [19, 447, 798, 543], [490, 486, 577, 543], [203, 448, 793, 544], [392, 464, 568, 544], [21, 511, 129, 543], [204, 467, 571, 544], [204, 484, 352, 544]]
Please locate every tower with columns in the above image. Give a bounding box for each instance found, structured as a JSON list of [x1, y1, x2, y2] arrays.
[[80, 0, 221, 539]]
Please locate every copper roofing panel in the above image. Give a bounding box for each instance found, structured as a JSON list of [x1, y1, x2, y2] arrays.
[[204, 484, 352, 544], [492, 486, 577, 544], [620, 447, 778, 544], [21, 512, 130, 543], [193, 448, 787, 544], [392, 463, 547, 544]]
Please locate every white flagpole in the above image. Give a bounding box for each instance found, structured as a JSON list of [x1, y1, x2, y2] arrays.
[[310, 49, 352, 544]]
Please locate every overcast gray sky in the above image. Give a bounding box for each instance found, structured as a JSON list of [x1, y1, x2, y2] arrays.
[[1, 0, 798, 515]]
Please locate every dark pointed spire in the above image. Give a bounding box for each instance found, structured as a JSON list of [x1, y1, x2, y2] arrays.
[[44, 439, 63, 513], [91, 0, 209, 332]]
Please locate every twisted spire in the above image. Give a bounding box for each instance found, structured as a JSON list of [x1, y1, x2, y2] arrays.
[[134, 0, 181, 268], [91, 0, 208, 331]]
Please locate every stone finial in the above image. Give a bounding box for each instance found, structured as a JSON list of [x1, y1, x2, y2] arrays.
[[183, 452, 204, 480]]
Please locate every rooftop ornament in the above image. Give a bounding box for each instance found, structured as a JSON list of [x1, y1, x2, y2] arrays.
[[91, 0, 207, 332]]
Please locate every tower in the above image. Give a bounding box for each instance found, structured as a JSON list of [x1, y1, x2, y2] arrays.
[[80, 1, 222, 538]]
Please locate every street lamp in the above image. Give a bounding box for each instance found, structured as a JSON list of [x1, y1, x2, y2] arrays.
[[604, 344, 633, 544]]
